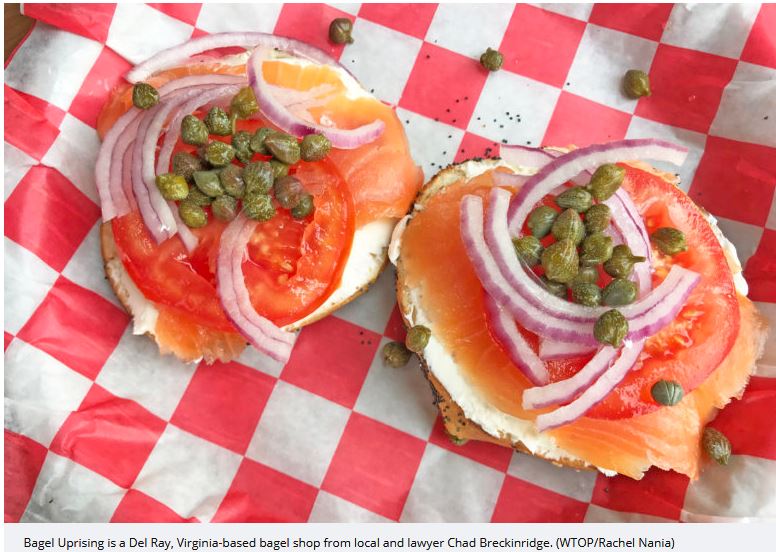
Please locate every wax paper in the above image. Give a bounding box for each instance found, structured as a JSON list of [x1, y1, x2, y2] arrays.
[[4, 3, 776, 523]]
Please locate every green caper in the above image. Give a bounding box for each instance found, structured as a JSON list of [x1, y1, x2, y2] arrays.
[[479, 47, 503, 72], [651, 227, 687, 256], [211, 195, 238, 221], [269, 159, 290, 179], [571, 282, 602, 307], [594, 309, 628, 347], [219, 164, 245, 198], [243, 193, 276, 222], [273, 175, 304, 209], [556, 187, 593, 213], [172, 152, 204, 183], [204, 107, 232, 136], [300, 134, 332, 162], [230, 86, 259, 119], [623, 69, 651, 99], [541, 238, 579, 284], [602, 278, 638, 306], [155, 173, 189, 201], [291, 194, 315, 219], [603, 244, 646, 279], [202, 141, 235, 167], [264, 132, 301, 165], [250, 127, 276, 154], [382, 341, 412, 368], [541, 276, 568, 298], [232, 131, 254, 164], [329, 17, 354, 44], [513, 235, 543, 267], [580, 232, 614, 266], [178, 201, 208, 228], [702, 427, 732, 465], [527, 205, 558, 239], [406, 325, 431, 353], [551, 209, 585, 245], [571, 265, 599, 286], [132, 82, 159, 110], [588, 164, 625, 201], [650, 380, 684, 406], [192, 170, 224, 197], [181, 115, 209, 146], [243, 161, 274, 195], [584, 203, 612, 234], [186, 187, 212, 207]]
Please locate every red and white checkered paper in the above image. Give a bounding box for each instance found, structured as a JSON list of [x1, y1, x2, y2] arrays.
[[5, 3, 776, 523]]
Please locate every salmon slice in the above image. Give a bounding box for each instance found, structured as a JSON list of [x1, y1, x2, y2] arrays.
[[154, 305, 247, 364]]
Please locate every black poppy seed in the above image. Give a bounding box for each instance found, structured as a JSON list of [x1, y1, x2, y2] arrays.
[[434, 117, 439, 122], [765, 116, 770, 120], [460, 148, 465, 153], [443, 151, 447, 155], [477, 116, 481, 120], [501, 139, 507, 144], [452, 119, 457, 123], [405, 120, 410, 124], [526, 140, 532, 145], [448, 134, 452, 139], [499, 124, 504, 128], [464, 96, 469, 100], [425, 54, 430, 59], [370, 88, 375, 93], [446, 108, 451, 113], [455, 99, 460, 103]]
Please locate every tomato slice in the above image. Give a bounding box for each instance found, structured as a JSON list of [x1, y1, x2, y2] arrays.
[[112, 117, 354, 333]]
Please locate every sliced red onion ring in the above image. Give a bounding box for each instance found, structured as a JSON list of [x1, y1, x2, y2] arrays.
[[535, 340, 645, 431], [483, 293, 549, 386], [500, 144, 557, 169], [538, 338, 596, 361], [248, 47, 384, 149], [128, 32, 347, 84], [507, 139, 688, 235], [216, 214, 294, 362]]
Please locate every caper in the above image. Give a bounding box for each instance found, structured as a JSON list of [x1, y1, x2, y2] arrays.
[[406, 325, 431, 353], [211, 195, 238, 221], [172, 152, 204, 183], [702, 427, 732, 466], [541, 276, 567, 298], [181, 115, 209, 146], [551, 209, 585, 245], [269, 159, 290, 179], [584, 203, 612, 234], [571, 265, 599, 286], [588, 164, 625, 201], [264, 132, 301, 165], [651, 227, 687, 256], [541, 239, 579, 284], [479, 47, 503, 72], [192, 170, 224, 197], [178, 201, 208, 228], [602, 278, 637, 306], [250, 127, 275, 154], [243, 193, 276, 222], [132, 82, 159, 110], [300, 134, 332, 162], [232, 131, 254, 164], [570, 282, 602, 307], [329, 17, 354, 45], [186, 187, 212, 207], [230, 86, 259, 119], [291, 194, 315, 219], [243, 161, 273, 195], [219, 164, 245, 198], [201, 141, 235, 167], [204, 107, 232, 136], [623, 69, 651, 99], [580, 232, 613, 266], [382, 341, 412, 368], [594, 309, 628, 347], [603, 244, 646, 279], [273, 175, 304, 209], [527, 205, 558, 239], [513, 235, 543, 267], [155, 173, 189, 201], [650, 380, 684, 406], [556, 186, 593, 213]]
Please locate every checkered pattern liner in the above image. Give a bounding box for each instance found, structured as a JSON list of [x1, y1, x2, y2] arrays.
[[5, 3, 776, 523]]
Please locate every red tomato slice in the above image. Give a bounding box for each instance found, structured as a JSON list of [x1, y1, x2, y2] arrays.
[[112, 118, 354, 333]]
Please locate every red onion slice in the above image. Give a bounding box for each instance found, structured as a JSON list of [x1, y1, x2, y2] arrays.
[[484, 293, 549, 386], [538, 338, 596, 361], [535, 340, 645, 431], [248, 47, 384, 149]]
